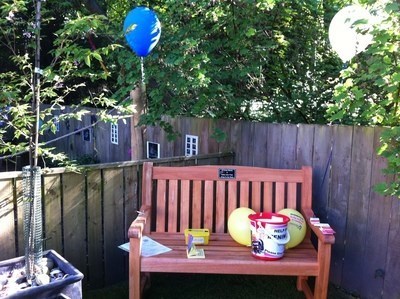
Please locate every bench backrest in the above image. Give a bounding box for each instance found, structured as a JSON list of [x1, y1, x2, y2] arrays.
[[141, 162, 312, 234]]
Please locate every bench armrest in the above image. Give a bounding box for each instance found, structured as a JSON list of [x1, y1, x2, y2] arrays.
[[128, 205, 151, 299], [128, 205, 151, 239], [301, 207, 335, 245]]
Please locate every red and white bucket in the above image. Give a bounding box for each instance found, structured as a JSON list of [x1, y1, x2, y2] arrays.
[[248, 212, 291, 260]]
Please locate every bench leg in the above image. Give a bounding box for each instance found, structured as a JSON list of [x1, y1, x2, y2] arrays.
[[297, 240, 331, 299], [314, 240, 332, 299], [129, 238, 141, 299], [297, 276, 313, 299]]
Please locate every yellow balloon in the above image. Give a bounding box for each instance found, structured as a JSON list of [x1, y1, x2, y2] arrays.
[[228, 207, 255, 246], [278, 208, 307, 249]]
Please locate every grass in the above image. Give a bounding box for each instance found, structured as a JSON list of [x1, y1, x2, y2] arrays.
[[84, 273, 357, 299]]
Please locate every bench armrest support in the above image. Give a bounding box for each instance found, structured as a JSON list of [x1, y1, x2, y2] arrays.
[[301, 207, 334, 299], [128, 205, 151, 239], [128, 205, 151, 299]]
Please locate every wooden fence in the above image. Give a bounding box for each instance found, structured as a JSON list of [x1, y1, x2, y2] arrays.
[[145, 118, 399, 299], [0, 153, 234, 289], [0, 105, 132, 172], [1, 116, 399, 298]]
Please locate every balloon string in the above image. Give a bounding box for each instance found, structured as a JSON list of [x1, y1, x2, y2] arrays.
[[141, 57, 145, 85]]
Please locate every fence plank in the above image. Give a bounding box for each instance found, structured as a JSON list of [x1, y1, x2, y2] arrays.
[[328, 125, 352, 286], [80, 109, 92, 160], [252, 122, 268, 167], [103, 168, 125, 285], [171, 116, 181, 157], [43, 174, 63, 253], [280, 124, 298, 169], [118, 118, 131, 162], [341, 126, 375, 294], [295, 124, 314, 168], [0, 179, 16, 260], [207, 119, 220, 154], [383, 197, 400, 299], [240, 121, 254, 166], [361, 128, 394, 298], [229, 120, 242, 165], [124, 166, 138, 237], [163, 115, 175, 157], [214, 119, 232, 153], [198, 118, 210, 156], [62, 172, 87, 279], [87, 169, 104, 288], [266, 123, 282, 169], [96, 121, 110, 163], [312, 125, 333, 218]]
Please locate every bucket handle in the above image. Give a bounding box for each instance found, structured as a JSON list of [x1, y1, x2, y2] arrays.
[[257, 221, 290, 245]]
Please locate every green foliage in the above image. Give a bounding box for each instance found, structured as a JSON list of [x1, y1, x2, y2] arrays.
[[2, 0, 398, 198], [326, 1, 400, 197], [108, 0, 342, 128], [0, 0, 134, 167], [1, 0, 345, 162], [211, 127, 227, 143]]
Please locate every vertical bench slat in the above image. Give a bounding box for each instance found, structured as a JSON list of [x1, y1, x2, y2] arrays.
[[287, 182, 297, 209], [239, 181, 249, 207], [180, 180, 190, 231], [215, 181, 226, 233], [301, 166, 312, 210], [142, 162, 153, 234], [251, 181, 262, 212], [192, 180, 202, 228], [204, 181, 214, 230], [263, 181, 273, 212], [168, 180, 178, 232], [156, 180, 167, 232], [227, 181, 237, 216], [275, 182, 285, 212]]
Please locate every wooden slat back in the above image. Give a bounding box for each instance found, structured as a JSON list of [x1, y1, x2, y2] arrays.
[[141, 162, 312, 233]]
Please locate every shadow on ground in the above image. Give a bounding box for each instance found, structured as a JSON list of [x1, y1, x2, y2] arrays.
[[84, 273, 359, 299]]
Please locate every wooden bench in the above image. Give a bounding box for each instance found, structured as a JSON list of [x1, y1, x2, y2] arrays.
[[128, 162, 335, 299]]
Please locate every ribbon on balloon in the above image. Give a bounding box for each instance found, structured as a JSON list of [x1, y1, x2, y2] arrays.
[[328, 5, 373, 63], [123, 6, 161, 83]]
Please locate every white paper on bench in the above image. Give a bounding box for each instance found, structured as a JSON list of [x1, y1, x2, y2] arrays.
[[118, 236, 172, 257]]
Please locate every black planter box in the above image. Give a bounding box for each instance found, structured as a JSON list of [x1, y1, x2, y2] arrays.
[[0, 250, 84, 299]]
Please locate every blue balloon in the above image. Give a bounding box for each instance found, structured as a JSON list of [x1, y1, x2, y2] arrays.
[[123, 7, 161, 57]]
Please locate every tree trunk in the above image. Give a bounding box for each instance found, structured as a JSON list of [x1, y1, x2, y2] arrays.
[[130, 85, 145, 160]]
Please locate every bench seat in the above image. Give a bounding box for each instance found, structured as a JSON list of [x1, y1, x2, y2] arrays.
[[139, 232, 318, 276]]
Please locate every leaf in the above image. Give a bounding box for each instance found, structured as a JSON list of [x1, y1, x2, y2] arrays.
[[245, 28, 256, 37], [373, 182, 389, 195], [92, 52, 102, 61], [84, 55, 91, 67], [210, 128, 227, 142], [376, 143, 388, 155], [393, 72, 400, 82]]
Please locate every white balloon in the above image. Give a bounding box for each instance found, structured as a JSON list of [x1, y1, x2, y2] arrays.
[[329, 5, 373, 62]]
